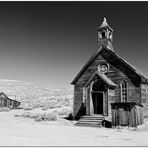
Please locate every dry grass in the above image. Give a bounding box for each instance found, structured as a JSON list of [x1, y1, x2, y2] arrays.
[[22, 111, 57, 122], [24, 107, 33, 111], [52, 107, 72, 117], [0, 107, 10, 112], [35, 116, 42, 122]]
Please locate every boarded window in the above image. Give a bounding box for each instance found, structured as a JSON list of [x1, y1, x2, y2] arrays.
[[120, 80, 127, 102], [141, 84, 147, 94]]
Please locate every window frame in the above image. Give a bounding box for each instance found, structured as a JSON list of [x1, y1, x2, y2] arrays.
[[98, 63, 109, 74], [120, 80, 128, 102]]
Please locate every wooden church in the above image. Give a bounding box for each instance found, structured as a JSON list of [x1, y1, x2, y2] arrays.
[[71, 18, 147, 127]]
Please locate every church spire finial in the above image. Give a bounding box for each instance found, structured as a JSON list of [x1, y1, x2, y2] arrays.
[[100, 17, 108, 27]]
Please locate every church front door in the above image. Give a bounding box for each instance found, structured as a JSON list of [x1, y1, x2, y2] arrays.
[[92, 91, 103, 114]]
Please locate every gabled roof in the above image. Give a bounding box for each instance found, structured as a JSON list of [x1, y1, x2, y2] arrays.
[[0, 92, 20, 103], [71, 45, 148, 85], [84, 71, 116, 89]]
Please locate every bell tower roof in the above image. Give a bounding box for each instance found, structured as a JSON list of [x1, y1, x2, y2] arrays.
[[98, 18, 113, 32], [97, 18, 114, 51]]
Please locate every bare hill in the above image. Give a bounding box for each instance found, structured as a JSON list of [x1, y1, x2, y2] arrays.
[[0, 79, 73, 109]]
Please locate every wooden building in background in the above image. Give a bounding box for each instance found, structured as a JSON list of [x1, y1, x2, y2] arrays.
[[0, 92, 20, 109], [71, 18, 147, 127]]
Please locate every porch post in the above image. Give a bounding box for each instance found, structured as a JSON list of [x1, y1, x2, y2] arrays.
[[90, 82, 94, 115], [103, 90, 108, 116], [86, 86, 90, 115], [83, 87, 86, 105], [85, 82, 94, 115]]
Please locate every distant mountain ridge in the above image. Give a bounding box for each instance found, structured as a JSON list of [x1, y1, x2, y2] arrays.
[[0, 79, 73, 108]]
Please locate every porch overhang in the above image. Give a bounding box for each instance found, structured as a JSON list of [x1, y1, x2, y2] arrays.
[[84, 71, 117, 89]]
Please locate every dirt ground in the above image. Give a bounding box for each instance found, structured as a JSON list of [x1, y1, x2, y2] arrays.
[[0, 109, 148, 146]]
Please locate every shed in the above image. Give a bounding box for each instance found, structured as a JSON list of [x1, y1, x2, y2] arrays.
[[111, 102, 143, 127], [0, 92, 21, 109]]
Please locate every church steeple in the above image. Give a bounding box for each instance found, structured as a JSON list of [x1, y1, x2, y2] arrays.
[[97, 18, 114, 51]]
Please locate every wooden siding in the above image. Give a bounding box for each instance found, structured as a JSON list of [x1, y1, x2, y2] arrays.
[[141, 84, 148, 118], [106, 64, 141, 103], [111, 102, 143, 127], [0, 93, 20, 109], [73, 48, 142, 116], [73, 84, 84, 116], [141, 84, 148, 105], [108, 89, 116, 118]]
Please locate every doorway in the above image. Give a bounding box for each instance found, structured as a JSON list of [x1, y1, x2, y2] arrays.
[[92, 92, 103, 114], [90, 77, 105, 115]]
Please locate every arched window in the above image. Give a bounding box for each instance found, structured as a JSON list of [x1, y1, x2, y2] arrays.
[[120, 80, 127, 102]]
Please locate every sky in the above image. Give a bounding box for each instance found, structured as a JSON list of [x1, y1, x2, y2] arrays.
[[0, 2, 148, 88]]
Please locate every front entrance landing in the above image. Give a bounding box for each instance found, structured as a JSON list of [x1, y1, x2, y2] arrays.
[[75, 115, 105, 127], [83, 72, 116, 116], [75, 72, 116, 127]]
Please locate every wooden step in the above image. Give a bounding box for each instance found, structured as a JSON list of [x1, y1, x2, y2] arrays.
[[81, 115, 105, 117], [78, 118, 103, 122], [76, 124, 102, 128], [80, 118, 104, 120], [78, 121, 102, 125], [77, 122, 102, 126], [75, 115, 105, 128], [76, 122, 102, 127], [80, 116, 105, 119]]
